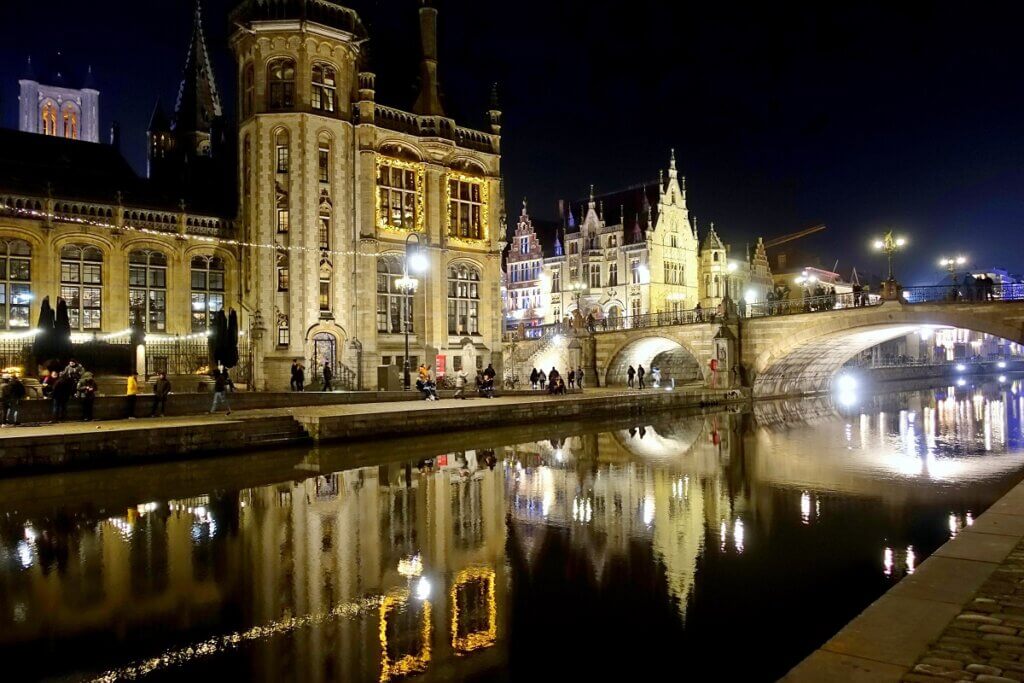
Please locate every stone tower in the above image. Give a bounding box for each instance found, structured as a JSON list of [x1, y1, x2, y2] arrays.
[[173, 0, 224, 160], [18, 55, 100, 142], [699, 224, 729, 309]]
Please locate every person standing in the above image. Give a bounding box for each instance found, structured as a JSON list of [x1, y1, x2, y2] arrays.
[[453, 368, 468, 400], [577, 367, 585, 390], [568, 369, 576, 389], [538, 369, 547, 391], [290, 359, 301, 391], [709, 357, 719, 388], [150, 372, 172, 417], [78, 372, 98, 422], [210, 366, 233, 415], [126, 372, 139, 420], [627, 365, 636, 389], [637, 364, 646, 390], [322, 362, 333, 392], [530, 367, 539, 390], [51, 374, 73, 422], [296, 362, 305, 391], [5, 374, 25, 427]]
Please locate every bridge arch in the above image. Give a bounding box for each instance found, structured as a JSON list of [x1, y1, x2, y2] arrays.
[[748, 302, 1024, 397], [605, 335, 706, 387]]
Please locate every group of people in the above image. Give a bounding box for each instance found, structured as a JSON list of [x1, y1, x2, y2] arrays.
[[39, 359, 97, 422], [950, 274, 999, 302], [290, 359, 336, 392], [529, 366, 585, 393], [0, 373, 27, 427], [416, 363, 498, 401], [626, 364, 663, 389]]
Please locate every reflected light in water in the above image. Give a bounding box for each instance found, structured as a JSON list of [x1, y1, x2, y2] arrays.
[[734, 519, 745, 553]]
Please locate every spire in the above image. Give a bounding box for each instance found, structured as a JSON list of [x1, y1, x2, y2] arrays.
[[413, 0, 446, 116], [82, 64, 97, 91], [589, 184, 596, 208], [554, 229, 564, 257], [567, 204, 576, 230], [633, 213, 643, 243], [148, 99, 171, 133], [173, 0, 223, 136], [670, 148, 677, 171], [23, 55, 37, 81]]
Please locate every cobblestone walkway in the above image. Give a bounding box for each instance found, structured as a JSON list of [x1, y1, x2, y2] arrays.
[[905, 540, 1024, 682]]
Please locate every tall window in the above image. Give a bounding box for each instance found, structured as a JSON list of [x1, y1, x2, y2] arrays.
[[242, 62, 254, 118], [377, 160, 420, 230], [275, 129, 290, 173], [277, 314, 290, 347], [447, 264, 480, 335], [319, 261, 332, 313], [318, 198, 332, 251], [276, 251, 289, 292], [311, 64, 337, 113], [552, 270, 561, 293], [41, 102, 58, 136], [128, 250, 168, 332], [0, 239, 31, 329], [631, 259, 641, 284], [631, 297, 642, 319], [609, 235, 618, 248], [190, 256, 225, 332], [589, 263, 602, 288], [318, 142, 330, 183], [376, 258, 407, 333], [60, 244, 103, 331], [267, 58, 296, 111], [62, 106, 79, 140], [448, 177, 485, 240], [519, 237, 528, 254], [609, 263, 618, 286]]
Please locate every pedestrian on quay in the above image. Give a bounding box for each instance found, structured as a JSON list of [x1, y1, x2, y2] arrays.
[[126, 372, 139, 419], [210, 365, 233, 415], [538, 369, 547, 391], [290, 359, 302, 391], [530, 367, 539, 390], [4, 373, 25, 427], [651, 366, 661, 388], [453, 367, 469, 399], [51, 373, 74, 423], [627, 365, 636, 389], [637, 364, 646, 390], [548, 367, 561, 392], [41, 370, 58, 399], [322, 362, 333, 392], [568, 369, 576, 389], [150, 371, 172, 417], [0, 374, 12, 428], [77, 372, 98, 422], [296, 362, 305, 391], [577, 366, 585, 389]]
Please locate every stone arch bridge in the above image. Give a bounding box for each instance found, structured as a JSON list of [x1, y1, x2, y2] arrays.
[[590, 300, 1024, 397]]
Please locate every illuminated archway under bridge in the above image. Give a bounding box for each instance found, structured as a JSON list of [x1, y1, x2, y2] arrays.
[[604, 335, 706, 387]]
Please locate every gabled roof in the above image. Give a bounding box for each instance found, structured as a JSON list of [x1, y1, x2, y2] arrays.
[[564, 182, 660, 244], [173, 1, 223, 134], [701, 226, 725, 252]]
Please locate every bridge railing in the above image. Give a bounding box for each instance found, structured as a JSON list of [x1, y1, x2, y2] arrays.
[[902, 283, 1024, 304], [595, 309, 707, 332], [748, 292, 882, 318]]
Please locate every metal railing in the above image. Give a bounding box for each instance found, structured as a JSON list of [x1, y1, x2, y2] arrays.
[[748, 292, 882, 317], [902, 283, 1024, 304]]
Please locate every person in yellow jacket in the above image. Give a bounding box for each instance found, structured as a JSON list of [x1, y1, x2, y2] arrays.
[[126, 372, 139, 420]]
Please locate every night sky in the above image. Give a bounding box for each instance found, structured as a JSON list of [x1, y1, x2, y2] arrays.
[[3, 0, 1024, 284]]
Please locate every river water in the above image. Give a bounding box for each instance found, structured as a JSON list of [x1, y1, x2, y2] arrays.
[[3, 379, 1024, 682]]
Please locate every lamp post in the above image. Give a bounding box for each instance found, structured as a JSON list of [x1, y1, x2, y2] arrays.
[[873, 231, 907, 300], [940, 255, 966, 277], [398, 233, 428, 391], [566, 281, 587, 329]]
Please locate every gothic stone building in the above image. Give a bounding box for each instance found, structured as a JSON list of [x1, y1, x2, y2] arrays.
[[0, 0, 504, 391], [504, 153, 773, 334]]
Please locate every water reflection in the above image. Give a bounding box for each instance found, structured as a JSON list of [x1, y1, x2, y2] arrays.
[[2, 379, 1024, 681]]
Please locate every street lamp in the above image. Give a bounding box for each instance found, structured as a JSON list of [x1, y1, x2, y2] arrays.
[[940, 255, 967, 276], [873, 231, 907, 282], [399, 233, 427, 391]]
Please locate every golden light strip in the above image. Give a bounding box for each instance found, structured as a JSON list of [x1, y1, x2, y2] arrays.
[[450, 566, 497, 654], [445, 171, 490, 245], [375, 156, 426, 234], [87, 596, 384, 682], [379, 590, 432, 682]]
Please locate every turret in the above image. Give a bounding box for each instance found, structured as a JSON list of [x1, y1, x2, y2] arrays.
[[413, 0, 445, 116]]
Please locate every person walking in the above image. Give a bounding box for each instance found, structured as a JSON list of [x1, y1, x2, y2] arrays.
[[210, 366, 233, 415], [126, 372, 139, 419], [290, 359, 301, 391], [568, 369, 576, 389], [652, 366, 661, 388], [577, 366, 585, 389], [530, 367, 539, 390], [637, 364, 646, 390], [150, 371, 172, 417], [5, 374, 25, 427], [627, 365, 636, 389], [453, 368, 469, 400], [321, 362, 333, 392], [296, 362, 305, 391], [538, 369, 547, 391], [77, 372, 98, 422]]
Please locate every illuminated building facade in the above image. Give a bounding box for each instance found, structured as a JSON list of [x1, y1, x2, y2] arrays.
[[18, 57, 100, 143]]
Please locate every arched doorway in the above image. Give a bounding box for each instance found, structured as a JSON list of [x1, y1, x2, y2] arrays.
[[311, 332, 337, 382]]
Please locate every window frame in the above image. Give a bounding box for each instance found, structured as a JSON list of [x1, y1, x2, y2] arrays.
[[311, 63, 337, 113], [190, 255, 226, 333], [267, 58, 296, 111], [376, 258, 410, 334], [446, 173, 488, 241], [0, 239, 32, 330], [376, 156, 424, 232], [128, 250, 168, 333], [59, 244, 104, 331], [447, 264, 481, 336]]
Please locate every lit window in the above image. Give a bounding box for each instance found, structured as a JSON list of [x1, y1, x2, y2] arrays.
[[0, 239, 31, 330], [60, 244, 103, 331], [448, 175, 487, 240], [41, 101, 58, 136], [609, 263, 618, 286], [275, 129, 290, 173], [311, 64, 337, 113], [377, 258, 410, 334], [589, 264, 602, 288], [447, 264, 480, 335], [277, 314, 290, 347], [318, 199, 332, 251], [551, 270, 561, 293], [190, 255, 225, 332], [62, 106, 79, 140], [277, 208, 290, 234], [631, 259, 641, 284], [276, 251, 289, 292], [128, 250, 168, 332], [319, 261, 332, 313], [267, 58, 296, 111], [377, 158, 422, 231]]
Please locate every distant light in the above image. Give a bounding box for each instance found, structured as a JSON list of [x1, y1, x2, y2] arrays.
[[415, 577, 431, 601], [552, 334, 564, 344], [998, 361, 1007, 369], [408, 250, 429, 274], [956, 364, 966, 372], [896, 238, 907, 247], [1000, 375, 1007, 383], [957, 378, 967, 387], [873, 240, 885, 250], [836, 374, 858, 392], [554, 449, 564, 463], [745, 289, 757, 302]]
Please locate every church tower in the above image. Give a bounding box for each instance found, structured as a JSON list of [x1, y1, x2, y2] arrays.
[[18, 54, 100, 142], [173, 0, 224, 161]]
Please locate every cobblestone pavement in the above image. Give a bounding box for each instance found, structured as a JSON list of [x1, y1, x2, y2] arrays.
[[905, 541, 1024, 682]]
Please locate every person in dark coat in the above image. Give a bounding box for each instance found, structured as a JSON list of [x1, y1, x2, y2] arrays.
[[627, 365, 636, 388], [530, 368, 539, 390], [637, 364, 647, 390], [150, 372, 172, 417], [568, 370, 576, 389], [296, 363, 305, 391], [290, 359, 301, 391], [322, 362, 333, 391], [77, 372, 98, 422], [51, 374, 74, 423], [210, 366, 233, 415]]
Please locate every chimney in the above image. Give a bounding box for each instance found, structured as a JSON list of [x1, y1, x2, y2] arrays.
[[412, 1, 445, 117]]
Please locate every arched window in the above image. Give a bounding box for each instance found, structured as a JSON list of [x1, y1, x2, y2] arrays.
[[276, 250, 289, 292], [318, 196, 332, 251], [311, 64, 337, 113], [376, 258, 407, 334], [447, 264, 480, 335], [318, 138, 331, 184], [267, 58, 296, 111], [62, 105, 79, 140], [190, 255, 225, 332], [60, 244, 103, 331], [41, 101, 57, 136], [0, 239, 32, 329], [128, 250, 168, 332], [242, 62, 255, 118], [319, 260, 332, 313], [275, 129, 290, 173], [277, 313, 290, 347], [609, 262, 618, 287]]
